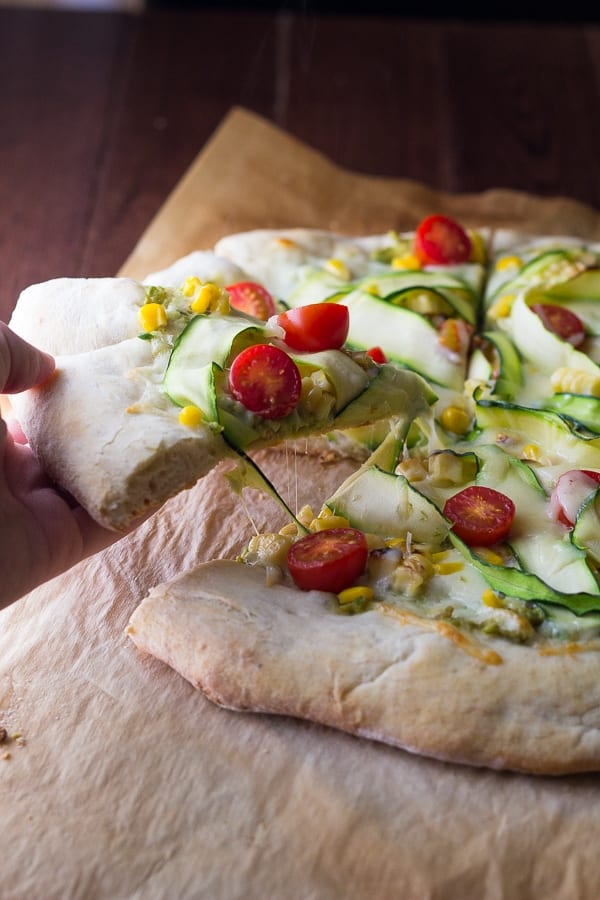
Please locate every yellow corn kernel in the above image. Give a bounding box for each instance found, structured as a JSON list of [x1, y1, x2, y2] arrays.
[[434, 560, 464, 576], [385, 537, 406, 550], [191, 282, 222, 314], [439, 405, 472, 435], [392, 253, 421, 270], [468, 230, 486, 264], [477, 547, 505, 566], [297, 505, 315, 527], [178, 405, 204, 428], [138, 302, 167, 332], [338, 585, 374, 605], [365, 533, 386, 551], [495, 254, 522, 272], [482, 588, 503, 607], [550, 367, 600, 397], [363, 281, 380, 296], [395, 456, 428, 482], [310, 515, 351, 532], [488, 293, 515, 319], [279, 522, 299, 536], [181, 276, 202, 298], [521, 443, 541, 461], [326, 258, 351, 280]]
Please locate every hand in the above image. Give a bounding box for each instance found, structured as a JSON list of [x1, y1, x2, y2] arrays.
[[1, 322, 123, 608]]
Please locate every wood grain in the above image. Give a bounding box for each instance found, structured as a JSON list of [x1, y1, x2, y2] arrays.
[[2, 8, 600, 321]]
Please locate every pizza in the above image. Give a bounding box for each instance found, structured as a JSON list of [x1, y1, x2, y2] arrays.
[[7, 260, 432, 531], [123, 215, 600, 776]]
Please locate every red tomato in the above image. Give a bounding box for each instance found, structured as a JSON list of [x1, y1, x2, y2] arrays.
[[277, 303, 349, 352], [228, 344, 301, 419], [550, 469, 600, 527], [226, 282, 277, 320], [413, 214, 472, 266], [530, 303, 586, 348], [287, 528, 369, 593], [443, 485, 515, 547], [366, 346, 388, 364]]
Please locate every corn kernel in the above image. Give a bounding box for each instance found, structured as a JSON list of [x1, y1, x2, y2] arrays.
[[434, 560, 464, 575], [297, 505, 315, 527], [279, 522, 299, 536], [482, 588, 503, 607], [191, 282, 222, 314], [363, 281, 380, 296], [550, 367, 600, 397], [392, 253, 421, 270], [521, 443, 541, 461], [439, 406, 471, 435], [138, 302, 167, 332], [495, 255, 522, 272], [181, 276, 202, 298], [326, 258, 351, 280], [488, 293, 515, 319], [468, 230, 486, 264], [310, 515, 350, 532], [178, 405, 204, 428], [338, 585, 374, 605], [477, 548, 505, 566]]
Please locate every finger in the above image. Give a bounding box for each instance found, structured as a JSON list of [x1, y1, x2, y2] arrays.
[[0, 321, 55, 394]]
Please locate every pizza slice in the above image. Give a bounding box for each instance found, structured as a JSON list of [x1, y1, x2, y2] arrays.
[[127, 398, 600, 775], [7, 268, 434, 531]]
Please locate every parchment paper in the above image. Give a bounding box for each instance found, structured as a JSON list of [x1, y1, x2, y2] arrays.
[[3, 107, 600, 900]]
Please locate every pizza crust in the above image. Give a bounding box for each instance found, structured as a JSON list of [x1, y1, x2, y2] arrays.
[[127, 558, 600, 776], [10, 338, 231, 530]]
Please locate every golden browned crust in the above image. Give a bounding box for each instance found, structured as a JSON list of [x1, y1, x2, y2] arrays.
[[127, 559, 600, 776]]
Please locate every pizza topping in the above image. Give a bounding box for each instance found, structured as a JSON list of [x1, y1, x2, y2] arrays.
[[178, 405, 204, 428], [550, 469, 600, 527], [413, 214, 472, 266], [228, 344, 302, 419], [226, 281, 277, 320], [437, 318, 473, 361], [138, 302, 167, 333], [287, 528, 369, 593], [439, 404, 472, 435], [276, 303, 350, 352], [366, 346, 387, 364], [181, 277, 231, 315], [550, 366, 600, 397], [531, 302, 586, 347], [443, 485, 516, 547]]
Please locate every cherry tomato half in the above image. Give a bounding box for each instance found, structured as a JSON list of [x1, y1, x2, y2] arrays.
[[228, 344, 301, 419], [277, 303, 349, 352], [550, 469, 600, 527], [226, 282, 277, 320], [413, 214, 472, 266], [530, 303, 586, 348], [287, 527, 369, 593], [366, 346, 388, 364], [443, 485, 516, 547]]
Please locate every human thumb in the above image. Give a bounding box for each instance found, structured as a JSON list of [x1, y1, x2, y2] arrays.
[[0, 321, 55, 394]]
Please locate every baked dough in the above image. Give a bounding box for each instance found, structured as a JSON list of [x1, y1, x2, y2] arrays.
[[127, 558, 600, 776]]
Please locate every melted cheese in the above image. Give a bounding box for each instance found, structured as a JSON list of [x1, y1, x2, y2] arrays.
[[378, 602, 503, 666]]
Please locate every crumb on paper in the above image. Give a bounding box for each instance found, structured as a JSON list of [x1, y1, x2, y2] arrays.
[[2, 752, 11, 761], [0, 727, 26, 750]]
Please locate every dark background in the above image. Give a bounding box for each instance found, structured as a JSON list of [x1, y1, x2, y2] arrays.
[[146, 0, 600, 22]]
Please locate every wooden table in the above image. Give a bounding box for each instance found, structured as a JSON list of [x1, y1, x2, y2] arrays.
[[1, 6, 600, 322]]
